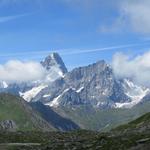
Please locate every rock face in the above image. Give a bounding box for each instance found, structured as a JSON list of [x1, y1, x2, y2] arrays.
[[63, 61, 129, 107], [33, 60, 131, 108], [141, 93, 150, 103], [46, 88, 86, 107], [0, 120, 17, 131], [41, 52, 68, 74]]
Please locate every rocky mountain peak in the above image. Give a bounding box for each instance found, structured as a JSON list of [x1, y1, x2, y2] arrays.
[[0, 53, 149, 109], [41, 52, 68, 74], [92, 60, 110, 71]]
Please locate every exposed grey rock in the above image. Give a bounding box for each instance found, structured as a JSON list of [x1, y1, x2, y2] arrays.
[[33, 60, 130, 108], [53, 88, 86, 107], [141, 92, 150, 103], [41, 52, 68, 73], [0, 57, 132, 109], [0, 120, 17, 131], [64, 61, 130, 107]]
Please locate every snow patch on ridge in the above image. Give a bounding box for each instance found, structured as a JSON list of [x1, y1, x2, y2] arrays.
[[2, 81, 8, 88], [43, 94, 51, 98], [45, 88, 70, 107], [45, 66, 64, 82], [115, 79, 150, 108], [20, 84, 48, 102], [76, 87, 84, 93]]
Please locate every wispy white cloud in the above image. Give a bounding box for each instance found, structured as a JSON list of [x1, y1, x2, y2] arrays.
[[60, 0, 99, 10], [0, 0, 33, 6], [0, 13, 32, 23], [122, 0, 150, 34], [99, 0, 150, 34], [99, 16, 127, 33], [60, 43, 147, 55], [0, 43, 148, 58]]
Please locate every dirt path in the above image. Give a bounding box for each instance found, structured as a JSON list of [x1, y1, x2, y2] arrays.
[[0, 143, 41, 146]]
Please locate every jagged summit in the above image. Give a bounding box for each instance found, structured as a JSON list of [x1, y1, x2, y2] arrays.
[[41, 52, 68, 74]]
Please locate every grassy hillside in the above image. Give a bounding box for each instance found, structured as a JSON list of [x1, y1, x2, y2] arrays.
[[54, 101, 150, 131], [0, 108, 150, 149], [30, 102, 80, 131], [0, 93, 55, 131], [114, 112, 150, 133], [0, 93, 150, 149]]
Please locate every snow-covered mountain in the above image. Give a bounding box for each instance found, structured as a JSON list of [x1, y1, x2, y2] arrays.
[[42, 61, 150, 109], [41, 52, 67, 81], [19, 53, 68, 101], [0, 53, 67, 101], [41, 52, 67, 74], [115, 79, 150, 108], [0, 53, 149, 109]]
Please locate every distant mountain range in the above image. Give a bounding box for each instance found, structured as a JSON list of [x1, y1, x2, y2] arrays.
[[0, 53, 150, 131], [0, 52, 149, 109]]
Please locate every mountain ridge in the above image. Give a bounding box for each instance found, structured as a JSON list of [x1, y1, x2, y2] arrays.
[[0, 52, 149, 109], [0, 93, 54, 131]]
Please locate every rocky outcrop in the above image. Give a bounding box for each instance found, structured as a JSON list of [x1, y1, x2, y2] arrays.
[[0, 120, 17, 131]]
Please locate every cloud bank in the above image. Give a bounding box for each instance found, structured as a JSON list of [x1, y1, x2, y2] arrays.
[[0, 60, 46, 83], [122, 0, 150, 34], [100, 0, 150, 34], [112, 51, 150, 87]]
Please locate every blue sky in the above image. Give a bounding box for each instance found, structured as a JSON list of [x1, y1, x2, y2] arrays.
[[0, 0, 150, 69]]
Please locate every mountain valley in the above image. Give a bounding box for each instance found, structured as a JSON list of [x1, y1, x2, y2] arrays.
[[0, 53, 150, 150], [0, 53, 150, 132]]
